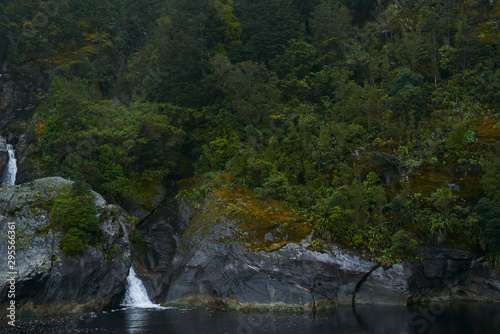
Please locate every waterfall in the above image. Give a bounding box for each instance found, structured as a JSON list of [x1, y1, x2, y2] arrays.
[[2, 144, 17, 185], [122, 267, 163, 308]]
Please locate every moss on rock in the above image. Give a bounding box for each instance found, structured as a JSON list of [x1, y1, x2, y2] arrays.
[[179, 179, 311, 252]]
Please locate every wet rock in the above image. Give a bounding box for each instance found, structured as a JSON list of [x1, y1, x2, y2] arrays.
[[409, 247, 500, 303], [14, 130, 47, 185], [0, 63, 48, 134], [0, 136, 7, 179], [132, 196, 194, 301], [354, 262, 414, 305], [126, 184, 167, 221], [0, 177, 133, 316], [162, 184, 378, 308]]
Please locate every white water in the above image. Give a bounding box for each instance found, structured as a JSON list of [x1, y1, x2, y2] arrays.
[[122, 267, 164, 308], [2, 144, 17, 185]]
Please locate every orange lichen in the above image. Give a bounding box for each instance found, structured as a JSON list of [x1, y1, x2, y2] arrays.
[[179, 179, 311, 253], [34, 120, 47, 138], [474, 114, 500, 145]]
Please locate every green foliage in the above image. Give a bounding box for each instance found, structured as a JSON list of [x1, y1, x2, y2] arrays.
[[389, 229, 418, 258], [129, 229, 147, 251], [474, 198, 500, 252], [198, 135, 240, 172], [371, 152, 402, 174], [473, 198, 500, 270], [256, 170, 289, 201], [389, 68, 427, 125], [481, 154, 500, 202], [38, 77, 184, 204], [50, 180, 99, 255], [6, 0, 500, 261]]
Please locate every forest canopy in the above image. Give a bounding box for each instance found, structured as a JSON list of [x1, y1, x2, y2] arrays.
[[1, 0, 500, 263]]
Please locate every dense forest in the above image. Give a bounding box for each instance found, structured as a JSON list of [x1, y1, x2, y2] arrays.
[[1, 0, 499, 263]]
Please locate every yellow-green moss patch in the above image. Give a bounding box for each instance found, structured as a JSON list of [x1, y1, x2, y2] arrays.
[[179, 179, 311, 252]]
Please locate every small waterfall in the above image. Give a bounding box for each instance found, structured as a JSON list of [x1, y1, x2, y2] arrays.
[[2, 144, 17, 185], [122, 267, 163, 308]]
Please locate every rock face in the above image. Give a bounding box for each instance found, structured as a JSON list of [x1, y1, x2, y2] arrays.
[[125, 183, 167, 221], [409, 247, 500, 303], [354, 262, 414, 305], [0, 63, 48, 134], [132, 195, 194, 301], [159, 183, 412, 308], [0, 62, 51, 185], [135, 179, 500, 309], [13, 130, 47, 185], [0, 136, 7, 180], [0, 177, 133, 315]]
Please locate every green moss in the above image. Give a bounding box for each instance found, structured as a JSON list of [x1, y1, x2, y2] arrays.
[[180, 180, 310, 252], [133, 182, 162, 212], [176, 173, 235, 209], [406, 159, 482, 200], [130, 229, 147, 251]]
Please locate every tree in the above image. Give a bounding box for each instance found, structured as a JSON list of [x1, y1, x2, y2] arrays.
[[310, 0, 353, 56], [233, 0, 305, 64], [482, 153, 500, 203], [389, 68, 427, 125]]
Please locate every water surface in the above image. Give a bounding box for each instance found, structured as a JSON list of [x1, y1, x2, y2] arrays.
[[1, 303, 500, 334]]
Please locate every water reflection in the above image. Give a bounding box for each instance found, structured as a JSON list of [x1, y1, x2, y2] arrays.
[[125, 308, 153, 334], [2, 303, 500, 333], [352, 305, 412, 333]]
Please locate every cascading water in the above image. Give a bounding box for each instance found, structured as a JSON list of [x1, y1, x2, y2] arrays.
[[122, 267, 163, 308], [2, 144, 17, 185]]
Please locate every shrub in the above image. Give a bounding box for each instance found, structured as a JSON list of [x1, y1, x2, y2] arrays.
[[474, 198, 500, 252], [390, 229, 418, 257], [481, 154, 500, 202], [50, 180, 99, 255]]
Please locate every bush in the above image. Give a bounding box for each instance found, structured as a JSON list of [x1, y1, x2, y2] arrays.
[[50, 180, 99, 255], [256, 170, 290, 201], [474, 198, 500, 253], [482, 154, 500, 202], [390, 229, 418, 257], [60, 228, 87, 255]]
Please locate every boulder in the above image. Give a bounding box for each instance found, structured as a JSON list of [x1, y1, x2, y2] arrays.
[[125, 183, 167, 221], [0, 177, 133, 316]]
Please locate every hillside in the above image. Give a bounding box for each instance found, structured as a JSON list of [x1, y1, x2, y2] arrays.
[[1, 0, 500, 276]]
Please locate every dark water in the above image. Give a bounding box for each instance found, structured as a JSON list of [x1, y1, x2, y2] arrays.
[[1, 303, 500, 334]]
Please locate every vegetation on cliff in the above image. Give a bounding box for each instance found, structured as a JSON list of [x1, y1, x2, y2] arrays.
[[1, 0, 499, 263], [49, 180, 99, 255]]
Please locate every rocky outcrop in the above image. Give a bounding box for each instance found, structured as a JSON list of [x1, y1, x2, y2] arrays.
[[134, 179, 500, 309], [0, 177, 133, 316], [408, 247, 500, 303], [125, 184, 167, 221], [11, 130, 46, 185], [132, 195, 194, 301], [354, 262, 414, 305], [157, 183, 412, 309], [0, 62, 48, 134]]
